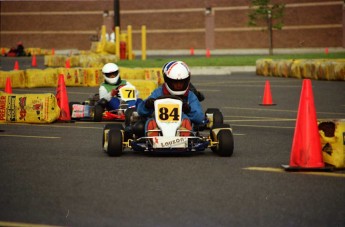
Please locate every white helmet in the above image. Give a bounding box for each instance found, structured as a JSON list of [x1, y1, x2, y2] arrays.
[[162, 60, 191, 95], [102, 63, 120, 85]]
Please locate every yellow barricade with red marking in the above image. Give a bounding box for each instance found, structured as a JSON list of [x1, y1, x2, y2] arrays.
[[0, 91, 60, 123]]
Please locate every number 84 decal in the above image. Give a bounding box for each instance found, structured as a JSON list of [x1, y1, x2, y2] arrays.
[[157, 104, 181, 122]]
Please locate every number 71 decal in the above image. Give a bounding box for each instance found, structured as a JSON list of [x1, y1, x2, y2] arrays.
[[119, 88, 136, 101]]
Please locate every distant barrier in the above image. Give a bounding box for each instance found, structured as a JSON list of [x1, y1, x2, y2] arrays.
[[256, 59, 345, 81], [0, 67, 162, 100]]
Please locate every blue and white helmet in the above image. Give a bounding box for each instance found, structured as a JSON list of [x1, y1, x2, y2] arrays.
[[162, 60, 191, 95]]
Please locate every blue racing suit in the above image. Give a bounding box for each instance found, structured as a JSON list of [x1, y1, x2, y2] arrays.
[[137, 85, 205, 125]]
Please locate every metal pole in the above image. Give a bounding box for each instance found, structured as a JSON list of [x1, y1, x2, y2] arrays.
[[115, 26, 120, 58], [114, 0, 120, 28], [127, 25, 133, 60], [268, 10, 273, 55], [141, 25, 147, 60]]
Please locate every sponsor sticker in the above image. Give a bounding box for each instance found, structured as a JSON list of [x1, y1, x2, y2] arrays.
[[0, 96, 6, 121], [8, 96, 16, 121], [153, 136, 188, 148]]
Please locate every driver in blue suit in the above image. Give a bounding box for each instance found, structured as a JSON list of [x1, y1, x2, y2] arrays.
[[137, 60, 204, 136]]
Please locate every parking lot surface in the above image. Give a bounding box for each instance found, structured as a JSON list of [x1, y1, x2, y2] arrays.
[[1, 58, 345, 226]]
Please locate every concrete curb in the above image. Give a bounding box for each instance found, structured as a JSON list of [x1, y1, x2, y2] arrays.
[[135, 47, 345, 56], [190, 66, 256, 75]]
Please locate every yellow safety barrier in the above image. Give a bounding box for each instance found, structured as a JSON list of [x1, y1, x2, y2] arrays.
[[277, 59, 293, 78], [319, 119, 345, 168], [44, 55, 68, 67], [56, 68, 85, 87], [129, 80, 158, 100], [334, 61, 345, 80], [104, 42, 116, 55], [25, 68, 58, 88], [120, 68, 146, 80], [0, 66, 164, 89], [256, 59, 273, 77], [90, 42, 104, 54], [0, 70, 26, 88], [256, 59, 345, 81], [144, 68, 164, 85], [44, 54, 117, 68], [0, 91, 60, 123], [81, 68, 102, 87], [289, 60, 303, 79]]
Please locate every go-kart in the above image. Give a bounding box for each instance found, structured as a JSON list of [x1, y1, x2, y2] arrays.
[[102, 96, 234, 157], [69, 84, 138, 122]]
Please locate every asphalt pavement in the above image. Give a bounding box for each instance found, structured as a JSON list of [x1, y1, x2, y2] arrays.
[[0, 56, 345, 227]]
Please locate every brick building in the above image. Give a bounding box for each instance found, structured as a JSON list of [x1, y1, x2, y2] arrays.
[[1, 0, 344, 51]]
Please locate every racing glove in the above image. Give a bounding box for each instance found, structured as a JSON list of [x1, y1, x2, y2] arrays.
[[182, 102, 191, 114], [111, 89, 119, 97], [145, 98, 155, 109]]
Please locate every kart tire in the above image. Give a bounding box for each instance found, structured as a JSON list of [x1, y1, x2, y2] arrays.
[[205, 108, 221, 113], [212, 111, 223, 125], [210, 123, 231, 141], [125, 108, 136, 126], [93, 104, 104, 122], [102, 124, 123, 148], [212, 129, 234, 157], [107, 129, 123, 157], [205, 108, 223, 126]]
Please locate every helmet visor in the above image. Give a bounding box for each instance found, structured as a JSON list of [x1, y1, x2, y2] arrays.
[[104, 70, 119, 78], [165, 77, 190, 92]]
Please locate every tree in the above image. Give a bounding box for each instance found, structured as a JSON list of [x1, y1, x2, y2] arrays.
[[248, 0, 285, 55]]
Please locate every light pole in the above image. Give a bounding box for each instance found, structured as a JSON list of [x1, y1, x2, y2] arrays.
[[114, 0, 120, 28], [267, 10, 273, 55]]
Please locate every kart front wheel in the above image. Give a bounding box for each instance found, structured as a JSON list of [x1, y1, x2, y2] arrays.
[[107, 129, 123, 157], [213, 129, 234, 157], [102, 124, 123, 148]]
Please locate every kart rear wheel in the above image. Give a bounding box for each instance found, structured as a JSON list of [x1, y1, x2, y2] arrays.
[[93, 104, 104, 122], [205, 108, 221, 113], [107, 129, 123, 157], [213, 111, 224, 125], [125, 108, 136, 126], [212, 129, 234, 157], [205, 108, 223, 126]]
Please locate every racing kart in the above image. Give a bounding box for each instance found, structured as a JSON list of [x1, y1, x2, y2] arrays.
[[102, 96, 234, 157], [69, 84, 138, 122]]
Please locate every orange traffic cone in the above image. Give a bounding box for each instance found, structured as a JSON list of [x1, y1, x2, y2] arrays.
[[1, 48, 5, 56], [4, 77, 12, 93], [260, 80, 276, 106], [56, 74, 71, 121], [65, 58, 70, 68], [190, 48, 194, 56], [206, 49, 211, 58], [32, 55, 37, 67], [13, 61, 19, 70], [283, 79, 331, 171], [52, 48, 55, 55]]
